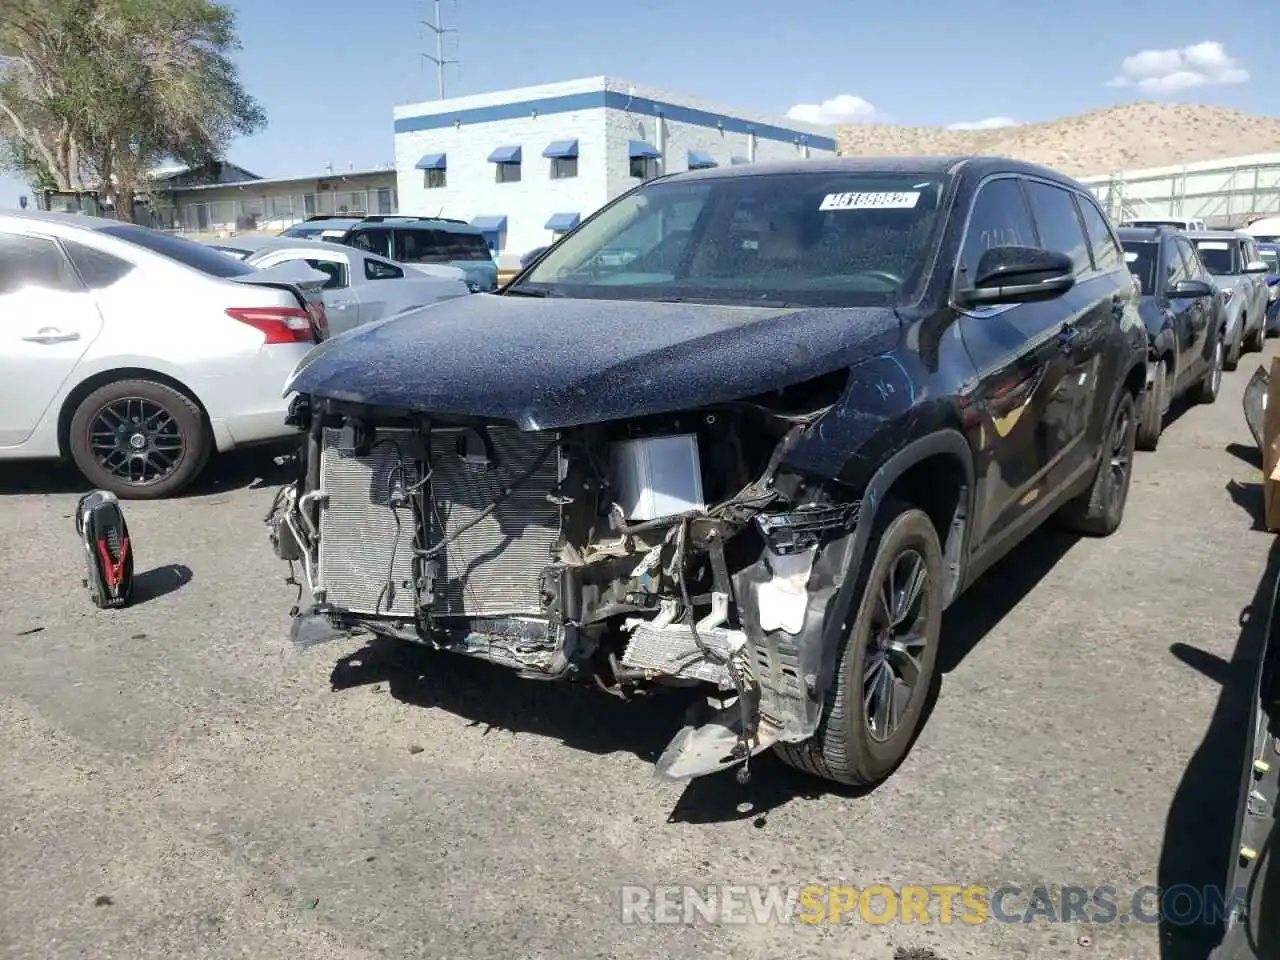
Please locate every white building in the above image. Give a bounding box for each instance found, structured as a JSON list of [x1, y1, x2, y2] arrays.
[[392, 76, 839, 266]]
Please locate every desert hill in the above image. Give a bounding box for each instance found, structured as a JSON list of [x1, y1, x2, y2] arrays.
[[836, 102, 1280, 177]]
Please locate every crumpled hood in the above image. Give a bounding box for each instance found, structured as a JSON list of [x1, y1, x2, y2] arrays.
[[286, 293, 900, 429]]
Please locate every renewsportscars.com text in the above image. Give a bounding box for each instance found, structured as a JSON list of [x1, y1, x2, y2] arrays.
[[618, 884, 1246, 926]]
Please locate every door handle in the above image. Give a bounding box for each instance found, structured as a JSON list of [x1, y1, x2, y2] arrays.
[[1111, 295, 1126, 320], [22, 328, 80, 344], [329, 300, 352, 309]]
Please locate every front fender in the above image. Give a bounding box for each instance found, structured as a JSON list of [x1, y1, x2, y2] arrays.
[[811, 428, 976, 703]]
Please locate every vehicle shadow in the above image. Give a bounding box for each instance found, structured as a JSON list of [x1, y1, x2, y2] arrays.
[[330, 524, 1079, 825], [0, 443, 298, 498], [1158, 536, 1280, 960], [330, 635, 691, 763], [1226, 479, 1268, 533]]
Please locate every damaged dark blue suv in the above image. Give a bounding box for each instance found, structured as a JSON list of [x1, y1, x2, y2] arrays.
[[268, 156, 1148, 788]]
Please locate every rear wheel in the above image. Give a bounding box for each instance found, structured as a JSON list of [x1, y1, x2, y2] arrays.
[[1056, 391, 1137, 537], [1135, 358, 1167, 452], [1225, 321, 1243, 371], [774, 500, 943, 786], [1189, 334, 1223, 405], [68, 379, 211, 500], [1245, 313, 1265, 353]]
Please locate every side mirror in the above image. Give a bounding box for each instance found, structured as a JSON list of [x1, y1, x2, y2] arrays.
[[1245, 259, 1271, 274], [519, 246, 550, 270], [957, 246, 1076, 307], [1168, 277, 1214, 299]]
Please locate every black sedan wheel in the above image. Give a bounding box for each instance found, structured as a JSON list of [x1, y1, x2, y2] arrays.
[[68, 379, 211, 500], [1057, 391, 1137, 537]]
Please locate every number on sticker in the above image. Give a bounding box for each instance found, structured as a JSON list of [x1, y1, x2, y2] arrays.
[[819, 191, 921, 212]]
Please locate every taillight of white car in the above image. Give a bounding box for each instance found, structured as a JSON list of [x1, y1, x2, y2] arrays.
[[226, 306, 317, 344]]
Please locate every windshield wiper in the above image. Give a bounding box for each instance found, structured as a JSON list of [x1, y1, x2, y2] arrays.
[[503, 285, 555, 298]]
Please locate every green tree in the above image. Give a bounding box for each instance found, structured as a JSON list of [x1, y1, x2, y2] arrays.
[[0, 0, 265, 217]]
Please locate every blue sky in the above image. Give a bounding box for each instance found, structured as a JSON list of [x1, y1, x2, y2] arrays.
[[2, 0, 1277, 206]]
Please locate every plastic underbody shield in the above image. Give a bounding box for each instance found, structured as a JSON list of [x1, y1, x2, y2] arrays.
[[75, 490, 134, 609]]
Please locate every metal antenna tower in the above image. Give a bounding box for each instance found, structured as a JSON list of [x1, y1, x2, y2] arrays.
[[420, 0, 457, 99]]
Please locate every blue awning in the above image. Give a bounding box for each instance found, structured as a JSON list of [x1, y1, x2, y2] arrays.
[[687, 150, 717, 169], [545, 212, 580, 232], [471, 215, 508, 232], [628, 140, 660, 159], [414, 152, 447, 171], [542, 139, 579, 159], [487, 145, 522, 164], [730, 155, 750, 165]]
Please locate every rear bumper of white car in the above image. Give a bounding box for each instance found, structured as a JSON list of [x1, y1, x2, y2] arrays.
[[202, 343, 312, 452]]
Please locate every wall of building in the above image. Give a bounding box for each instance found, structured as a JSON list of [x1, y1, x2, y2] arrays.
[[393, 76, 838, 266], [394, 79, 612, 263], [157, 170, 398, 234]]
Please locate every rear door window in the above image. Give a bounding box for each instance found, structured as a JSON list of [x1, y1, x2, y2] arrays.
[[1076, 196, 1123, 271], [63, 240, 134, 289], [1022, 180, 1091, 273], [394, 229, 447, 263]]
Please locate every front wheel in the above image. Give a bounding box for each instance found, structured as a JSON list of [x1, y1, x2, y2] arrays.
[[1056, 391, 1137, 537], [67, 379, 211, 500], [774, 500, 943, 787]]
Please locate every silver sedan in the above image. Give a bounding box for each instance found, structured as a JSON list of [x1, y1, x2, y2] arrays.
[[206, 236, 471, 336], [0, 211, 327, 499]]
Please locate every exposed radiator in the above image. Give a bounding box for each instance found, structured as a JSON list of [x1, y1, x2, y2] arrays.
[[315, 425, 562, 620], [426, 426, 562, 618], [316, 428, 421, 617]]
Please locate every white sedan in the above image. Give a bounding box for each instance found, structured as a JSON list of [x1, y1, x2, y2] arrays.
[[205, 236, 471, 336], [0, 211, 329, 499]]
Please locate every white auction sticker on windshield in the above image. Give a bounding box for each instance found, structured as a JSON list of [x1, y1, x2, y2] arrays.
[[1198, 241, 1230, 250], [819, 191, 921, 211], [1124, 251, 1139, 262]]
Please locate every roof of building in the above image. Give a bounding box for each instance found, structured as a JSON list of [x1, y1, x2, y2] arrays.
[[393, 76, 840, 151], [154, 166, 397, 194]]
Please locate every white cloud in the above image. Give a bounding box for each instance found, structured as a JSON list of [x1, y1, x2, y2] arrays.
[[946, 116, 1021, 131], [1108, 41, 1249, 94], [786, 94, 877, 125]]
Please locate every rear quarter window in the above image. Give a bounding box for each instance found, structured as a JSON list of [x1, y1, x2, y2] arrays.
[[97, 224, 255, 278]]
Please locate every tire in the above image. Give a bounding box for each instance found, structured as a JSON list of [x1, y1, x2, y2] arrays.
[[1189, 333, 1223, 405], [68, 379, 211, 500], [1245, 314, 1264, 353], [1056, 390, 1137, 537], [1225, 321, 1242, 371], [1135, 358, 1166, 452], [774, 500, 943, 787]]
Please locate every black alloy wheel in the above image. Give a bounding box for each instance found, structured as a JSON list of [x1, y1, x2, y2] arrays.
[[89, 397, 185, 486], [68, 379, 211, 500], [864, 547, 931, 743]]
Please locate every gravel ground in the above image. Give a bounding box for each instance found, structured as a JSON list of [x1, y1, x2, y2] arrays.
[[1, 347, 1277, 960]]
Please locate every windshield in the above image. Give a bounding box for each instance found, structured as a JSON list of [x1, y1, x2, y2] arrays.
[[1260, 249, 1279, 272], [1193, 240, 1238, 276], [98, 224, 256, 278], [1127, 219, 1184, 229], [512, 171, 947, 307], [1121, 241, 1158, 295]]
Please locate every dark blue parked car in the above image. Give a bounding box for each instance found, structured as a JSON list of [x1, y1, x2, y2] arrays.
[[1258, 242, 1280, 332]]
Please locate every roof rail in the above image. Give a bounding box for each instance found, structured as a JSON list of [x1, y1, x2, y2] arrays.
[[357, 214, 419, 223], [302, 213, 367, 222]]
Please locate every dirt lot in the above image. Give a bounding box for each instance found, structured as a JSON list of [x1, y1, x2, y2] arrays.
[[1, 348, 1277, 960]]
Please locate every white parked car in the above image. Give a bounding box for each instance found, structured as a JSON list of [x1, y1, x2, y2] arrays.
[[0, 211, 329, 499], [204, 236, 471, 336]]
